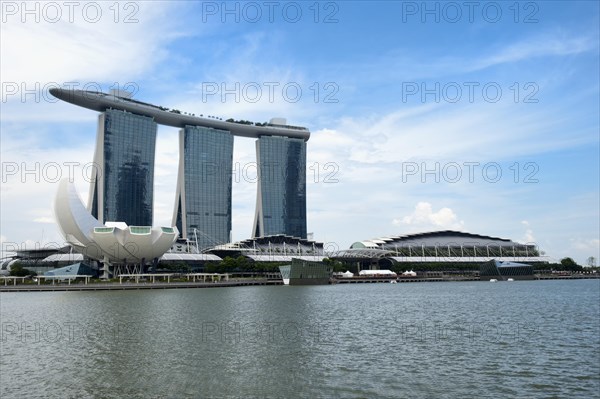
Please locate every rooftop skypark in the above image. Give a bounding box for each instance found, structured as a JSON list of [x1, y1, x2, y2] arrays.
[[49, 88, 310, 139]]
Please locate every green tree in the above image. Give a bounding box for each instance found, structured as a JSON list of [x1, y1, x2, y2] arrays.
[[560, 257, 581, 271], [323, 258, 346, 272], [220, 256, 238, 272], [235, 256, 249, 271], [9, 263, 36, 277], [161, 262, 190, 272]]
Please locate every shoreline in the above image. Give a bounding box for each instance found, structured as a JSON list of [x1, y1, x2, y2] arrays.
[[0, 279, 283, 292], [1, 274, 598, 293]]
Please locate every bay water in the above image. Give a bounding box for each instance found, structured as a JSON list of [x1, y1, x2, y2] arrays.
[[1, 280, 598, 398]]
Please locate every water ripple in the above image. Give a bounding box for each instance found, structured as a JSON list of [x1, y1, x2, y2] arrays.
[[1, 280, 598, 398]]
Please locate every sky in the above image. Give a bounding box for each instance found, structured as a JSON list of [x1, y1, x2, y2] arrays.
[[1, 1, 598, 264]]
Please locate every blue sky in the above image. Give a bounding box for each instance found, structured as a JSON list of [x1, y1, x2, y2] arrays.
[[1, 1, 598, 264]]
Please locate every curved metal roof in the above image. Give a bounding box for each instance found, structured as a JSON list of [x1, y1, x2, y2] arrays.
[[332, 248, 394, 259], [245, 255, 326, 262], [42, 253, 85, 263], [236, 234, 323, 248], [351, 230, 517, 249], [388, 256, 548, 263], [50, 89, 310, 140], [160, 253, 222, 262]]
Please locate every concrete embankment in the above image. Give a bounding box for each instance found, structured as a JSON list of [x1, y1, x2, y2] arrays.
[[0, 279, 282, 292], [1, 274, 598, 292]]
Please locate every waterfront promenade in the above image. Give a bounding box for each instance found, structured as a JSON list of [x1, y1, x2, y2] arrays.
[[0, 278, 283, 292], [1, 273, 597, 292]]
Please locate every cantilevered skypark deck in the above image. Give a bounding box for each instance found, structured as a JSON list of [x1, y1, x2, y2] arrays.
[[49, 88, 310, 140]]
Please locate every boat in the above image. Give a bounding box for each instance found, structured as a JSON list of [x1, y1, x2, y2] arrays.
[[489, 279, 498, 282]]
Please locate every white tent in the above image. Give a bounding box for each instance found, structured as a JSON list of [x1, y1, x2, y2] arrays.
[[359, 270, 397, 277]]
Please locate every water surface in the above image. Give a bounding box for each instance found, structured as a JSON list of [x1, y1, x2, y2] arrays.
[[1, 280, 598, 398]]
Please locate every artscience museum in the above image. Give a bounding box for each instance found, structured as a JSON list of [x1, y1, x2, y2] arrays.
[[54, 179, 178, 277]]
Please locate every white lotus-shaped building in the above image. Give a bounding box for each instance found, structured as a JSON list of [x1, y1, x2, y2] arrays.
[[54, 179, 178, 267]]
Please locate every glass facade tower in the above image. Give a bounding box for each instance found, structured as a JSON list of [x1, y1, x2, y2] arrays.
[[51, 89, 313, 248], [253, 136, 307, 239], [88, 109, 157, 226], [173, 126, 233, 250]]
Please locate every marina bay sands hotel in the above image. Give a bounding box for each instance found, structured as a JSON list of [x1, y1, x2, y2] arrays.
[[49, 88, 309, 250]]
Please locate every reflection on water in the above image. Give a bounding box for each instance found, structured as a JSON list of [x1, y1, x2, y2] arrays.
[[1, 280, 599, 398]]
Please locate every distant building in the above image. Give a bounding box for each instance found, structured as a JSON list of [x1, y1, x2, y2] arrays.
[[0, 246, 72, 275], [480, 260, 534, 280], [333, 230, 547, 271], [173, 125, 234, 250], [89, 109, 157, 226], [44, 263, 98, 278], [209, 234, 324, 262], [279, 258, 331, 285], [253, 135, 307, 239], [50, 89, 311, 243]]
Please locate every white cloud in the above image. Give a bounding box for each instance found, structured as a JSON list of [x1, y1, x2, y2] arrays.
[[0, 128, 94, 251], [0, 2, 185, 88], [324, 100, 594, 166], [393, 202, 465, 231], [365, 32, 599, 82], [475, 34, 597, 71], [32, 217, 55, 224], [520, 220, 536, 244], [570, 238, 600, 251]]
